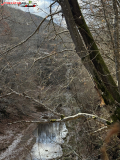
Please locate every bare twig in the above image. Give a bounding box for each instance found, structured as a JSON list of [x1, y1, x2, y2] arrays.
[[49, 30, 69, 41], [90, 126, 108, 134]]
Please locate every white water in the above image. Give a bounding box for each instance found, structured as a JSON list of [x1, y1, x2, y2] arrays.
[[26, 122, 68, 160]]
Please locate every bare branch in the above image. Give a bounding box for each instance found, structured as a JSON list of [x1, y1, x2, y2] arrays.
[[8, 112, 108, 125], [26, 49, 75, 73]]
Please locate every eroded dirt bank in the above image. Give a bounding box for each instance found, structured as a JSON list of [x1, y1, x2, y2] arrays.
[[0, 109, 38, 160]]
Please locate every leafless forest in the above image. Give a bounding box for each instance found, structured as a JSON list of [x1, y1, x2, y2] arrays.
[[0, 0, 120, 159]]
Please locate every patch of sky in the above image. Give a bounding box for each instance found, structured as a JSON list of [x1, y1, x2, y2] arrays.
[[3, 0, 92, 28], [3, 0, 67, 27]]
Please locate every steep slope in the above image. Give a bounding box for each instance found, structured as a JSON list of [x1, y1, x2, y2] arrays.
[[0, 5, 102, 160], [0, 5, 98, 112]]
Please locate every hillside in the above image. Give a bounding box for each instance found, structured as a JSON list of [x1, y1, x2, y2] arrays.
[[0, 5, 103, 160]]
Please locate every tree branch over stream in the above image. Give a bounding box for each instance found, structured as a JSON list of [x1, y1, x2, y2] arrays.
[[0, 89, 109, 126], [0, 89, 108, 125], [8, 112, 108, 125]]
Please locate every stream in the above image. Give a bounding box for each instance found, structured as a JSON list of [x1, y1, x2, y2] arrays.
[[26, 122, 68, 160]]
